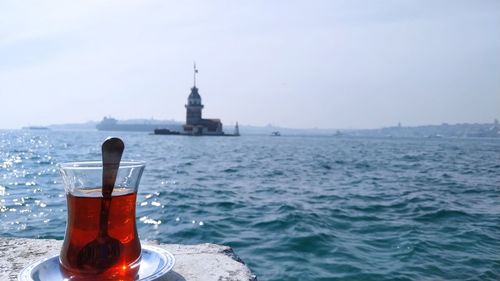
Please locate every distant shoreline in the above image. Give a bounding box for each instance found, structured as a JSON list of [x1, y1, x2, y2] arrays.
[[9, 119, 500, 138]]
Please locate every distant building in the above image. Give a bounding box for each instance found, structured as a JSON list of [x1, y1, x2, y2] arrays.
[[234, 122, 240, 136], [182, 64, 224, 135]]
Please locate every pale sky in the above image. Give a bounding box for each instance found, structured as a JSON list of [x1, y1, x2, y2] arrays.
[[0, 0, 499, 129]]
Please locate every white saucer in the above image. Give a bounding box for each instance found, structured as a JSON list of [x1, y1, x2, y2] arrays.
[[18, 244, 175, 281]]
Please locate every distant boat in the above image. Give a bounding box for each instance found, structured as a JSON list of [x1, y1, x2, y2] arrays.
[[427, 134, 443, 138], [23, 126, 49, 130], [271, 131, 281, 136], [96, 117, 181, 132]]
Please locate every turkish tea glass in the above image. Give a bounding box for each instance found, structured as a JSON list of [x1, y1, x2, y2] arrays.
[[58, 161, 145, 280]]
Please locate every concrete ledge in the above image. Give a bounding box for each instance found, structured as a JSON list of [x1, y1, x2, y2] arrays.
[[0, 237, 257, 281]]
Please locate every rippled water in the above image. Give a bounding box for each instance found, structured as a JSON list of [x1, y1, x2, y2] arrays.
[[1, 130, 499, 280]]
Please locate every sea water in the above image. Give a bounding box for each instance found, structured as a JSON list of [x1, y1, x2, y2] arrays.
[[1, 130, 499, 280]]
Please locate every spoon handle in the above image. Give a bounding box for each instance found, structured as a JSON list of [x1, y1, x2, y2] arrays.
[[98, 197, 112, 236], [102, 137, 124, 197], [99, 137, 124, 235]]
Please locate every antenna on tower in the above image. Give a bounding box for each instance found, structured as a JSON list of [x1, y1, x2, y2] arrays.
[[193, 62, 198, 87]]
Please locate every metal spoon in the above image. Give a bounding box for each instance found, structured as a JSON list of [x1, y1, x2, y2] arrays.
[[77, 137, 124, 273]]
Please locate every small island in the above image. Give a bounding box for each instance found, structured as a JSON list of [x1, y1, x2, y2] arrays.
[[155, 65, 240, 137]]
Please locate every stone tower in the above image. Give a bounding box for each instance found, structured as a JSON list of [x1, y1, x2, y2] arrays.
[[182, 63, 224, 135], [185, 63, 203, 125], [185, 86, 203, 125]]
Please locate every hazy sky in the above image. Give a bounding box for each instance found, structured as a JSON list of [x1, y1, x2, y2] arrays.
[[0, 0, 499, 129]]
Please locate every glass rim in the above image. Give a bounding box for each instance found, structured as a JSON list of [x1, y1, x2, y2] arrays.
[[58, 160, 146, 170]]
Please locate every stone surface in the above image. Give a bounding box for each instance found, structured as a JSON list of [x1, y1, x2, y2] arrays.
[[0, 237, 256, 281]]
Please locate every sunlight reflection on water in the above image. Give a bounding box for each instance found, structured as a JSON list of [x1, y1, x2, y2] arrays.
[[0, 130, 499, 280]]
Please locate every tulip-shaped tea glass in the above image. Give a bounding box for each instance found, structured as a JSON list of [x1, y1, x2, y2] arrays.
[[58, 161, 145, 280]]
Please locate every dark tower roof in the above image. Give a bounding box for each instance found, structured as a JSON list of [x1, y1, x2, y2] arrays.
[[189, 86, 201, 100]]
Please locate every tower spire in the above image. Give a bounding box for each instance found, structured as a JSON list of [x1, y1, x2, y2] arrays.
[[193, 62, 198, 87]]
